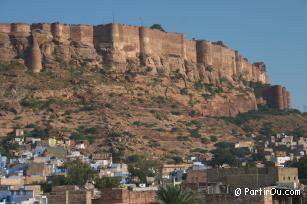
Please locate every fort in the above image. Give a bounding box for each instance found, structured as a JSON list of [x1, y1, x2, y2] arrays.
[[0, 22, 290, 111]]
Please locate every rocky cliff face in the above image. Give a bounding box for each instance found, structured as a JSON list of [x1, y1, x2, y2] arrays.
[[0, 22, 290, 116]]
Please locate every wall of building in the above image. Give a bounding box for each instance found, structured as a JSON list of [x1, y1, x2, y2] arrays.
[[0, 177, 25, 186], [93, 188, 157, 204], [193, 193, 270, 204], [186, 167, 298, 190], [47, 186, 92, 204], [276, 167, 298, 185]]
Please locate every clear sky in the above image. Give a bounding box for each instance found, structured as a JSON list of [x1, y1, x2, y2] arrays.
[[0, 0, 306, 110]]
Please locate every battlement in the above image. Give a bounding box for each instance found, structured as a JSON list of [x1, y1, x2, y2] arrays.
[[0, 22, 292, 113], [0, 22, 269, 84]]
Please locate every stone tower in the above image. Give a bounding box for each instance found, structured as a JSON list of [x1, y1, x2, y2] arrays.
[[29, 34, 42, 73]]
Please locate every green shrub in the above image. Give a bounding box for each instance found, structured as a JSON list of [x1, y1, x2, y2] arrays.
[[210, 135, 218, 142], [155, 128, 166, 132], [25, 123, 36, 128], [150, 24, 165, 32], [201, 137, 209, 144], [190, 148, 207, 154], [189, 129, 201, 138], [79, 104, 96, 111], [189, 110, 198, 117], [194, 80, 205, 90], [154, 111, 168, 120], [171, 156, 183, 164], [84, 127, 98, 134], [70, 132, 85, 141], [180, 88, 189, 95], [132, 121, 156, 128], [171, 111, 181, 116], [177, 136, 189, 141], [31, 129, 49, 139], [171, 127, 179, 132], [148, 140, 161, 148], [95, 177, 121, 190], [105, 103, 113, 109], [86, 135, 96, 144]]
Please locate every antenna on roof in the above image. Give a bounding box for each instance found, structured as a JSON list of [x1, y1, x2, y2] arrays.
[[112, 12, 115, 24]]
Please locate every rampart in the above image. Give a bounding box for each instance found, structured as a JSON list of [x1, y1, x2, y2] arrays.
[[0, 22, 291, 111], [0, 22, 269, 83], [263, 85, 291, 110]]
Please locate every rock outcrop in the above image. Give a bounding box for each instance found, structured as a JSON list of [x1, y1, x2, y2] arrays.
[[29, 34, 42, 73], [0, 22, 291, 115]]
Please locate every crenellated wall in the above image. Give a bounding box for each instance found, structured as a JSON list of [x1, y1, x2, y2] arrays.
[[0, 22, 290, 112], [0, 22, 270, 83]]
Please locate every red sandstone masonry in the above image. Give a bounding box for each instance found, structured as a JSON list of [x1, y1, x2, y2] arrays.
[[70, 24, 93, 46], [11, 23, 31, 33], [0, 23, 11, 33], [0, 22, 270, 84]]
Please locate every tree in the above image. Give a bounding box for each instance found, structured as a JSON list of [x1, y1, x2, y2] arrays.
[[172, 156, 183, 164], [150, 24, 165, 32], [95, 177, 121, 190], [211, 142, 244, 167], [288, 156, 307, 179], [156, 185, 192, 204], [212, 148, 241, 167], [41, 175, 69, 193], [128, 155, 162, 184], [65, 160, 96, 186]]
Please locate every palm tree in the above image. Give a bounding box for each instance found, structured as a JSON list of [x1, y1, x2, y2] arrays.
[[156, 185, 192, 204]]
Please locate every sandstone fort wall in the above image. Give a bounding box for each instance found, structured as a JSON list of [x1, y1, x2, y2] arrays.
[[0, 22, 269, 83], [70, 24, 93, 46], [0, 22, 290, 111], [112, 24, 140, 58]]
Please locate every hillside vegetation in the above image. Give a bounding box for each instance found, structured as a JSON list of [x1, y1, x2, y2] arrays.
[[0, 63, 306, 161]]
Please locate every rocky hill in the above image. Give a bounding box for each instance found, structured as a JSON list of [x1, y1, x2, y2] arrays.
[[0, 22, 304, 160]]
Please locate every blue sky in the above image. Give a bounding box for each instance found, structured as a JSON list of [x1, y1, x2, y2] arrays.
[[0, 0, 306, 110]]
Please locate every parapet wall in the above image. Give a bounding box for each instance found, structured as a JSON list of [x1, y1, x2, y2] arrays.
[[0, 22, 269, 84], [0, 22, 290, 112]]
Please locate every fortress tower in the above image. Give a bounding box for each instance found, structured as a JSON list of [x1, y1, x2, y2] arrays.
[[0, 22, 291, 112], [29, 34, 42, 73]]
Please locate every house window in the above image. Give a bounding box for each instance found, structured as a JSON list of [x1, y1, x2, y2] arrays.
[[283, 176, 285, 180], [288, 177, 291, 180], [294, 177, 296, 180]]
